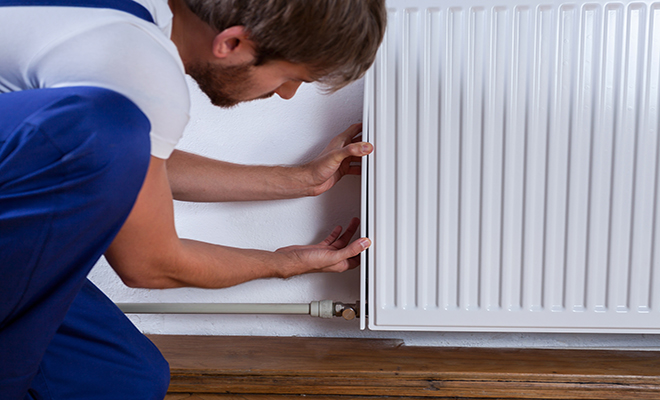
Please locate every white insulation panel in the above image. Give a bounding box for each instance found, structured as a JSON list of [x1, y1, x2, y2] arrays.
[[361, 0, 660, 332]]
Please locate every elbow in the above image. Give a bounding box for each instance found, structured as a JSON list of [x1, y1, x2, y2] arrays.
[[119, 274, 162, 289], [110, 257, 182, 289], [119, 276, 144, 289], [105, 239, 186, 289], [118, 271, 171, 289]]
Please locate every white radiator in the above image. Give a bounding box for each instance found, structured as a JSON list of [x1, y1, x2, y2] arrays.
[[361, 0, 660, 332]]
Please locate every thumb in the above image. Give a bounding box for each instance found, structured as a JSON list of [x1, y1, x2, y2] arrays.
[[336, 237, 371, 261], [346, 142, 373, 157]]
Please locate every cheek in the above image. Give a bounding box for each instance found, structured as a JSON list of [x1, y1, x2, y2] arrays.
[[250, 71, 288, 93], [260, 79, 287, 94]]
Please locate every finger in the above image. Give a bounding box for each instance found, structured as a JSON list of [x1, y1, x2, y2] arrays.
[[320, 142, 370, 175], [345, 156, 362, 175], [324, 237, 371, 271], [330, 217, 361, 249], [326, 217, 359, 248], [342, 253, 362, 270], [337, 123, 363, 142], [321, 256, 359, 273], [346, 253, 362, 269], [319, 225, 343, 246], [341, 142, 372, 159]]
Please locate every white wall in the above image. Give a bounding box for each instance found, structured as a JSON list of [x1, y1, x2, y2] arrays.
[[90, 76, 660, 349]]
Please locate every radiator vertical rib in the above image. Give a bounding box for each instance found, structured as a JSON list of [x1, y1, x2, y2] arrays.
[[362, 0, 660, 332]]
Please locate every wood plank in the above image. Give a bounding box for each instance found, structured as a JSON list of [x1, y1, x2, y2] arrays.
[[167, 395, 506, 400], [151, 335, 660, 399]]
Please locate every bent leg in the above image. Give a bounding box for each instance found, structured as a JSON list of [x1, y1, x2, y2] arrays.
[[0, 87, 151, 399], [26, 280, 170, 400]]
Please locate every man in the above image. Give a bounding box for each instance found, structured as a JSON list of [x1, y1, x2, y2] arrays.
[[0, 0, 386, 398]]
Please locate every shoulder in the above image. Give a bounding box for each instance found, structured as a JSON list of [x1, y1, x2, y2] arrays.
[[41, 21, 191, 158], [1, 4, 191, 158]]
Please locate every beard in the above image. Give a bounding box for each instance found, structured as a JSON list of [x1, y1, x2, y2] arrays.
[[186, 61, 274, 108]]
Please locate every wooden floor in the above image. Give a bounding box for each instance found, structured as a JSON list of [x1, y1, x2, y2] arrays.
[[164, 396, 527, 400], [151, 335, 660, 399]]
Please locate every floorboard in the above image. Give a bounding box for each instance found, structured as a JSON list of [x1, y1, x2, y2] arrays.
[[151, 335, 660, 399]]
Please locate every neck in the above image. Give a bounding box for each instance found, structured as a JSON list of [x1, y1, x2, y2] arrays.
[[168, 0, 216, 70]]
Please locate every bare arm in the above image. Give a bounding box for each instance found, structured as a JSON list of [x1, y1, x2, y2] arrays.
[[105, 156, 370, 289], [167, 123, 372, 202]]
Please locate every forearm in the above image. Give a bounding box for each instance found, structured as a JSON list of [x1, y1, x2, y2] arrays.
[[107, 224, 365, 290], [167, 123, 371, 202], [167, 149, 311, 202], [108, 237, 293, 289], [175, 240, 285, 288]]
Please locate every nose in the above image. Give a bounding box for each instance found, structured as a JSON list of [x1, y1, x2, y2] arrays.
[[275, 80, 302, 100]]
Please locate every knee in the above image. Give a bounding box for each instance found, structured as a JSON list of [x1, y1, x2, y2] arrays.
[[119, 324, 170, 399], [69, 86, 152, 181], [40, 87, 152, 207], [18, 87, 156, 239], [1, 87, 152, 197], [140, 350, 171, 400], [82, 87, 152, 197]]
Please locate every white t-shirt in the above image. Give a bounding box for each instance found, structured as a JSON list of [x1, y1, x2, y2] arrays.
[[0, 0, 190, 159]]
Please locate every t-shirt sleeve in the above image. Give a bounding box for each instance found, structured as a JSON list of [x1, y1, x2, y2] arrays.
[[28, 21, 190, 159]]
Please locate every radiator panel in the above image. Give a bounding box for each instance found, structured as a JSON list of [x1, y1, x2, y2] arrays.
[[362, 0, 660, 332]]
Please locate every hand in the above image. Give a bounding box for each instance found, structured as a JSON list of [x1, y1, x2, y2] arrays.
[[275, 218, 371, 277], [302, 123, 373, 197]]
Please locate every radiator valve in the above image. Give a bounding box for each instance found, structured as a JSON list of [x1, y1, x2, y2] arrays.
[[310, 300, 360, 320], [333, 301, 360, 320]]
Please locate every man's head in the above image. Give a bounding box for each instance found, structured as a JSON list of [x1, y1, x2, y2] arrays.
[[181, 0, 387, 107], [185, 56, 314, 108]]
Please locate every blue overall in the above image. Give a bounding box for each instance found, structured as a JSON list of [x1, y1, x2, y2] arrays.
[[0, 2, 170, 399]]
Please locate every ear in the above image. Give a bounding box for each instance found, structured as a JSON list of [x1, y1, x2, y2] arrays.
[[211, 25, 255, 63]]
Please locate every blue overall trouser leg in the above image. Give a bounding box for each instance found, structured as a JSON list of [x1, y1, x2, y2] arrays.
[[0, 86, 168, 399], [26, 280, 171, 400]]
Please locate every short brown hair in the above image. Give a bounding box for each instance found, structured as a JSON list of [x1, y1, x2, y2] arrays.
[[183, 0, 387, 91]]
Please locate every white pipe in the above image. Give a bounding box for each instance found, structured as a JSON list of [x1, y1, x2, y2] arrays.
[[117, 300, 338, 318]]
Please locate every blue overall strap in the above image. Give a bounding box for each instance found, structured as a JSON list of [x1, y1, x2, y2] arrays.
[[0, 0, 153, 23]]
